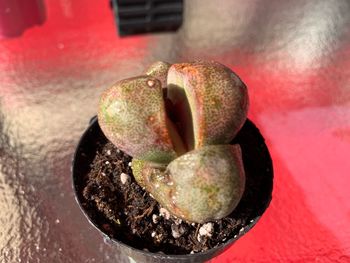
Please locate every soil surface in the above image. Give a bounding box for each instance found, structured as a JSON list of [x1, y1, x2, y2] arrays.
[[80, 120, 273, 254]]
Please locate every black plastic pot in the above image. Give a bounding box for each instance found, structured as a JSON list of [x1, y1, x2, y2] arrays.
[[72, 116, 273, 263]]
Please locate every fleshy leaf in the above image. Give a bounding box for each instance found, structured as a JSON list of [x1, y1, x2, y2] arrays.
[[167, 60, 248, 150], [98, 76, 185, 164], [132, 145, 245, 223]]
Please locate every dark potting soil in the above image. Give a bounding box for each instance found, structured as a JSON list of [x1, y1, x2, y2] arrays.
[[80, 120, 273, 255]]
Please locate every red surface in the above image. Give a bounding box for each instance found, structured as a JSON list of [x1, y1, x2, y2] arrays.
[[1, 0, 350, 262]]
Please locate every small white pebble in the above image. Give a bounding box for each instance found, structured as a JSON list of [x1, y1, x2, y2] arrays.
[[191, 223, 196, 226], [159, 208, 170, 220], [128, 162, 132, 167], [172, 229, 181, 238], [190, 251, 195, 254], [151, 231, 156, 237], [171, 224, 185, 239], [149, 193, 154, 198], [222, 238, 227, 242], [106, 150, 111, 155], [199, 223, 214, 237], [55, 219, 60, 224], [116, 149, 120, 153], [105, 161, 110, 165], [239, 227, 244, 232], [152, 214, 159, 224], [234, 235, 238, 238], [101, 172, 106, 176], [250, 219, 254, 223], [174, 218, 182, 225], [120, 173, 129, 184], [58, 248, 62, 252]]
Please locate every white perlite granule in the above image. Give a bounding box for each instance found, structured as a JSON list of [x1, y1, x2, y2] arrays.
[[159, 208, 170, 220], [120, 173, 129, 184], [152, 214, 159, 224], [171, 224, 186, 239], [198, 223, 214, 237]]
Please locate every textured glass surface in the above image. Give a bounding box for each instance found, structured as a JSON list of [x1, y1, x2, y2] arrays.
[[1, 0, 350, 262]]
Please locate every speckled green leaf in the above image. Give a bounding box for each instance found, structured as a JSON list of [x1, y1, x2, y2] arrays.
[[132, 144, 245, 223], [98, 76, 185, 164], [167, 61, 248, 150]]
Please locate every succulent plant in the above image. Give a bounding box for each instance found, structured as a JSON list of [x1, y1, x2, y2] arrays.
[[98, 60, 248, 223]]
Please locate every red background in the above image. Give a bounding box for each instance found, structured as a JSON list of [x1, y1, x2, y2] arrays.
[[0, 0, 349, 262]]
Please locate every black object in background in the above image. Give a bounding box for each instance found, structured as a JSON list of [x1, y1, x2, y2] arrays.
[[111, 0, 183, 36]]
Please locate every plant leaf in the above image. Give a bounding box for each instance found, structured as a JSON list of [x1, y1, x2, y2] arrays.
[[132, 145, 245, 223], [167, 61, 248, 149], [98, 76, 185, 164]]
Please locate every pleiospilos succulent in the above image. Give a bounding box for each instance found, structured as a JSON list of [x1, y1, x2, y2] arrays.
[[98, 60, 248, 223]]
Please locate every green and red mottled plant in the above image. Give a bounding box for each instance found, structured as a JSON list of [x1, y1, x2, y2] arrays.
[[98, 60, 248, 223]]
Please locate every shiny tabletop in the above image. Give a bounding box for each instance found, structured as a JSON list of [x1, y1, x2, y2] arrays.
[[0, 0, 350, 262]]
